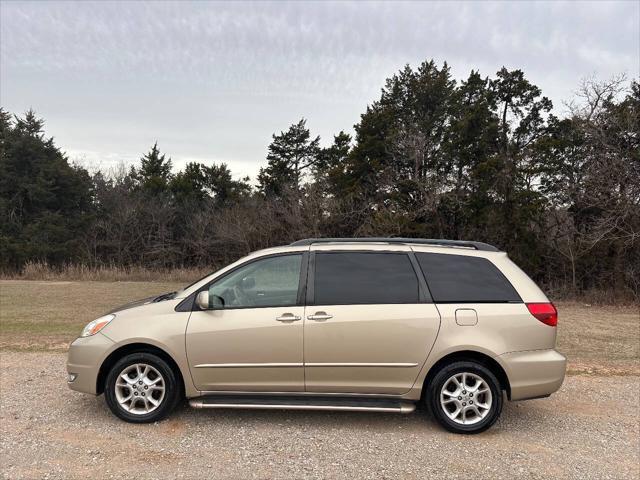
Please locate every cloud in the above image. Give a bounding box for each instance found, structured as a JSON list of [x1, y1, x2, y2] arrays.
[[1, 1, 637, 179]]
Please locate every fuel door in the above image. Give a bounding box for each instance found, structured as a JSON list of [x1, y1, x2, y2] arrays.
[[455, 308, 478, 326]]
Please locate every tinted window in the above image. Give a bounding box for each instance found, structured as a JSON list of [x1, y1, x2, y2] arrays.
[[209, 254, 301, 308], [314, 253, 419, 305], [416, 252, 520, 303]]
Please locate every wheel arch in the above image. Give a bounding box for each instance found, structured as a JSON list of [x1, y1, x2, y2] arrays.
[[421, 350, 511, 400], [96, 342, 186, 397]]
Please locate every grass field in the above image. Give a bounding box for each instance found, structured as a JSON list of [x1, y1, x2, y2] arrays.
[[0, 280, 183, 350], [0, 280, 638, 374]]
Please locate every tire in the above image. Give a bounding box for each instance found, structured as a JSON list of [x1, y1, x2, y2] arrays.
[[426, 360, 503, 434], [104, 352, 180, 423]]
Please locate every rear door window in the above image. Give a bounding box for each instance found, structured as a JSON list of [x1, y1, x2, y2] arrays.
[[313, 252, 419, 305], [415, 252, 520, 303]]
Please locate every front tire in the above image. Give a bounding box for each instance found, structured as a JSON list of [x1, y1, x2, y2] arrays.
[[426, 361, 503, 434], [104, 353, 180, 423]]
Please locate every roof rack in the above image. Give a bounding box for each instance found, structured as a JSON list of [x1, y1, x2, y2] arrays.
[[289, 238, 500, 252]]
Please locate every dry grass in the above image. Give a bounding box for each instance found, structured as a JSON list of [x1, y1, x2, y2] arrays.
[[0, 280, 638, 375], [0, 261, 214, 283], [555, 301, 640, 376], [0, 280, 183, 350]]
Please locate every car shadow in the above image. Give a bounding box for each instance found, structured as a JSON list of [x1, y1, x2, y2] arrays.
[[75, 391, 549, 436]]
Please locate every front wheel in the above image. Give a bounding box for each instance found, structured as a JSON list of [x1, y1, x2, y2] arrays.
[[104, 353, 180, 423], [426, 361, 503, 434]]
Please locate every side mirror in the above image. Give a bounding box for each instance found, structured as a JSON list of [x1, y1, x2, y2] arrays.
[[196, 291, 210, 310], [196, 291, 225, 310]]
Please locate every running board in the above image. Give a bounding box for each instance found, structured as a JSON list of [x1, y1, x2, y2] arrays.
[[189, 395, 416, 413]]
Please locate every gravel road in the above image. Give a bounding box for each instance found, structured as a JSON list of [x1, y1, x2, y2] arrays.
[[1, 352, 638, 480]]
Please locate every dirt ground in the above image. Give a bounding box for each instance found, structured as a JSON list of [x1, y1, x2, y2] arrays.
[[0, 280, 639, 479], [0, 352, 638, 480]]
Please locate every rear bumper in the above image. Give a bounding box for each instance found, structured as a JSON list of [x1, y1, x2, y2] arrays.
[[66, 333, 114, 395], [499, 349, 566, 401]]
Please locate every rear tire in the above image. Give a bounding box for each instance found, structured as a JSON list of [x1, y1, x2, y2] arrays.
[[104, 352, 180, 423], [426, 360, 503, 434]]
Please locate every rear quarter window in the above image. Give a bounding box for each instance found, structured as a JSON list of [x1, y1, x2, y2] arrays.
[[415, 252, 521, 303]]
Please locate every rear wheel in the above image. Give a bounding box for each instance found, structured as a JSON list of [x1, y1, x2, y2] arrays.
[[426, 361, 502, 434], [104, 353, 180, 423]]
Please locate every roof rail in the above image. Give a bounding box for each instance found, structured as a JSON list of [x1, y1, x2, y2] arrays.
[[289, 237, 500, 252]]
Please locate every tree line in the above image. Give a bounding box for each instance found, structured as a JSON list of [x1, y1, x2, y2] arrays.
[[1, 60, 638, 299]]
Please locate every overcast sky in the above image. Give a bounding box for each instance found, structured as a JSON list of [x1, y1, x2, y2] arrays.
[[1, 1, 638, 180]]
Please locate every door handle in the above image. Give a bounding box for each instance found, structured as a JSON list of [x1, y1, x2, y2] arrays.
[[307, 312, 333, 321], [276, 314, 301, 323]]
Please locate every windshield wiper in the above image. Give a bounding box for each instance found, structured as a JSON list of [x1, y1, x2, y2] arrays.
[[153, 291, 177, 302]]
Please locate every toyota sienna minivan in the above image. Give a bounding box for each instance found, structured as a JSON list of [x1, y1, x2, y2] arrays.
[[67, 238, 566, 433]]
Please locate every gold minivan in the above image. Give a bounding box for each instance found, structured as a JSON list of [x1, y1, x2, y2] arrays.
[[67, 238, 566, 434]]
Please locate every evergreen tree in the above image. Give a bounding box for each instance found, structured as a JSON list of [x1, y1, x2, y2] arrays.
[[258, 119, 320, 197], [489, 68, 553, 262], [133, 142, 173, 195], [0, 109, 93, 268], [171, 162, 207, 204], [314, 131, 352, 193], [202, 163, 251, 205], [439, 70, 499, 239], [343, 60, 457, 234]]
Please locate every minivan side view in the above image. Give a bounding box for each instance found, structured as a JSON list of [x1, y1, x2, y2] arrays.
[[67, 238, 566, 434]]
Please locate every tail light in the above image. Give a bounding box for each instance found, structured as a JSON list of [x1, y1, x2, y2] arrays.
[[526, 303, 558, 326]]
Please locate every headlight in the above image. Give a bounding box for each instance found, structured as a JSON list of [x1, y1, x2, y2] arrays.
[[80, 314, 115, 337]]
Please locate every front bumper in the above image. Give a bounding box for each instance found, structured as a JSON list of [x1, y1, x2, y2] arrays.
[[499, 349, 567, 401], [66, 333, 114, 395]]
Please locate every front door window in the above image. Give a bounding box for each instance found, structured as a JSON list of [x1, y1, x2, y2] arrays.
[[208, 254, 302, 308]]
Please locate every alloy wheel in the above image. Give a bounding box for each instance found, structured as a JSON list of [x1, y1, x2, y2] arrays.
[[114, 363, 166, 415], [440, 372, 492, 425]]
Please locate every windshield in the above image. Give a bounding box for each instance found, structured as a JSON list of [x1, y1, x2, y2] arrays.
[[179, 254, 254, 294], [180, 271, 216, 292]]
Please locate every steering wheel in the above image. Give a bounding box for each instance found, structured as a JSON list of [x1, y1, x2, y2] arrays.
[[232, 284, 254, 306]]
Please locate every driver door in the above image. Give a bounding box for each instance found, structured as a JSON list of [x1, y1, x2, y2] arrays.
[[186, 253, 307, 392]]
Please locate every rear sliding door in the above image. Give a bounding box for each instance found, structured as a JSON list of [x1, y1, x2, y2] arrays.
[[303, 251, 441, 395]]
